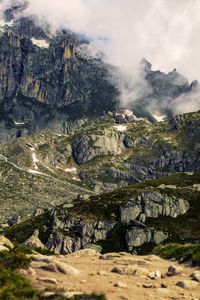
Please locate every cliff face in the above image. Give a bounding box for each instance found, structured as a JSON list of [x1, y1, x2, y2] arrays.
[[0, 9, 199, 143], [0, 15, 119, 142]]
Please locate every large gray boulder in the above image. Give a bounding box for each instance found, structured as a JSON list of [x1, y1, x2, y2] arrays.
[[72, 131, 125, 164], [126, 228, 169, 251], [120, 191, 189, 225]]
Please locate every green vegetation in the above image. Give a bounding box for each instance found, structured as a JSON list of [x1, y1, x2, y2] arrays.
[[0, 247, 108, 300], [69, 173, 200, 221], [0, 247, 36, 300], [154, 243, 200, 264]]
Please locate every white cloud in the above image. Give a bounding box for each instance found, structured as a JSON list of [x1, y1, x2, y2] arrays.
[[1, 0, 200, 113]]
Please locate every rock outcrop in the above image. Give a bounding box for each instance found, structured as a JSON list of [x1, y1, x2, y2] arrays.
[[120, 191, 189, 225], [72, 132, 125, 165]]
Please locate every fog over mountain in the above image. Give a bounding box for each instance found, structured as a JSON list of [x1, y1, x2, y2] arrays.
[[1, 0, 200, 114]]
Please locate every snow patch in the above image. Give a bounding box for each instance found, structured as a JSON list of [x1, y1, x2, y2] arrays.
[[123, 109, 134, 117], [28, 169, 44, 175], [0, 19, 14, 27], [14, 121, 25, 125], [72, 177, 81, 181], [65, 167, 77, 174], [30, 147, 39, 170], [31, 38, 49, 48], [152, 114, 166, 122], [113, 125, 127, 132]]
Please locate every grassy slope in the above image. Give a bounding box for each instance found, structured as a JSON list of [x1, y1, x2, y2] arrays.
[[4, 173, 200, 251]]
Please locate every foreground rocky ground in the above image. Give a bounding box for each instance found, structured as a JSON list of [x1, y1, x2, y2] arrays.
[[21, 249, 200, 300]]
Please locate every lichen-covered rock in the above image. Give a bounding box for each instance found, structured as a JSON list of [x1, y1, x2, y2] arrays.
[[24, 233, 46, 250], [120, 191, 189, 225], [0, 235, 14, 248], [72, 132, 125, 165], [126, 228, 147, 248], [125, 228, 168, 250]]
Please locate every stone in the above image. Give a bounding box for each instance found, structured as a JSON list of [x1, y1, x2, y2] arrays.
[[145, 255, 162, 262], [61, 292, 82, 298], [152, 231, 168, 244], [33, 208, 46, 217], [99, 253, 121, 260], [24, 234, 46, 250], [7, 215, 21, 226], [123, 136, 134, 148], [148, 270, 161, 279], [41, 263, 58, 273], [176, 280, 199, 289], [114, 257, 150, 266], [27, 267, 36, 276], [97, 271, 109, 276], [0, 224, 9, 229], [0, 235, 14, 248], [41, 292, 56, 298], [126, 228, 147, 250], [190, 271, 200, 282], [143, 284, 153, 288], [73, 248, 100, 257], [167, 265, 183, 276], [30, 255, 53, 263], [139, 213, 146, 223], [73, 132, 125, 165], [41, 262, 80, 275], [79, 279, 87, 286], [55, 262, 80, 275], [120, 202, 142, 224], [37, 277, 58, 285], [114, 282, 127, 289], [112, 266, 149, 277], [133, 268, 150, 277], [0, 245, 9, 252], [83, 244, 102, 253]]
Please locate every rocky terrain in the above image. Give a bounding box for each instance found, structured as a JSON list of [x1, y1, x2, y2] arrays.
[[0, 236, 200, 300], [0, 4, 199, 300], [0, 110, 199, 254]]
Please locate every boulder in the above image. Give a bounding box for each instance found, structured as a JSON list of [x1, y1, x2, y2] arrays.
[[120, 191, 189, 225], [176, 280, 199, 289], [152, 231, 168, 244], [0, 235, 14, 248], [190, 271, 200, 282], [41, 262, 80, 275], [126, 228, 147, 250], [72, 132, 125, 165], [24, 234, 46, 250], [167, 265, 183, 276], [0, 245, 9, 252], [148, 270, 161, 279], [71, 249, 99, 257], [114, 282, 127, 289], [112, 266, 149, 276], [37, 277, 58, 285]]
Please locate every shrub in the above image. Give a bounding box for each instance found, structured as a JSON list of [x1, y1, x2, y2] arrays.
[[154, 243, 200, 264]]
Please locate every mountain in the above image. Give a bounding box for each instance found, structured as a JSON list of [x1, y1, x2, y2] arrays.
[[0, 4, 200, 257], [0, 111, 200, 253], [0, 7, 199, 143], [133, 59, 198, 119], [0, 9, 118, 143]]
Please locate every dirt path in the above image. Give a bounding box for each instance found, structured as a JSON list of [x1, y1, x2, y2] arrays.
[[23, 250, 200, 300]]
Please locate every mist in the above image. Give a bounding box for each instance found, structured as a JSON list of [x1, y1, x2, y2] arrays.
[[1, 0, 200, 114]]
